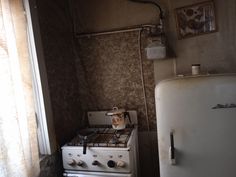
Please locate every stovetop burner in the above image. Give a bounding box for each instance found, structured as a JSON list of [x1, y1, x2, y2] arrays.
[[66, 127, 133, 147]]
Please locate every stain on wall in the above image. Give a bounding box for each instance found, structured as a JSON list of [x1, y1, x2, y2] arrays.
[[76, 31, 156, 131]]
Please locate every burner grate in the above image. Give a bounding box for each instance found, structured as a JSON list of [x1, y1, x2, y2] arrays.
[[67, 128, 133, 147]]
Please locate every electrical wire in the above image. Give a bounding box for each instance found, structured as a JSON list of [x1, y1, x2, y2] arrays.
[[138, 30, 150, 132]]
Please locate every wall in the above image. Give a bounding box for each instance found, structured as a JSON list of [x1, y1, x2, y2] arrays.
[[154, 0, 236, 83], [73, 0, 160, 33], [76, 31, 156, 131], [76, 0, 236, 84], [74, 0, 160, 131], [36, 0, 85, 146], [35, 0, 87, 176]]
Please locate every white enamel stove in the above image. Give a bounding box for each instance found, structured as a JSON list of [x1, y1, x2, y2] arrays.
[[61, 111, 139, 177]]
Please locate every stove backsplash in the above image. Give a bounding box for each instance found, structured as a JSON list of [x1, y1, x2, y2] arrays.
[[75, 31, 156, 131]]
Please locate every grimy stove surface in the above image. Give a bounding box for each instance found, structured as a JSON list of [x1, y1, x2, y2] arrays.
[[66, 127, 133, 148], [62, 111, 138, 176], [62, 126, 137, 174]]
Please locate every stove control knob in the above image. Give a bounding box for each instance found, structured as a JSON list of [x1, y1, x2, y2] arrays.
[[67, 159, 76, 166], [77, 160, 84, 167], [117, 160, 125, 168], [92, 160, 99, 166], [107, 160, 116, 168]]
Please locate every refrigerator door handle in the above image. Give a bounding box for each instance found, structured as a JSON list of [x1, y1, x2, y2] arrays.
[[169, 132, 176, 165]]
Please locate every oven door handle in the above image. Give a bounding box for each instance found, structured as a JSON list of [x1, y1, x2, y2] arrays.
[[64, 173, 85, 177], [64, 173, 77, 177], [63, 172, 133, 177]]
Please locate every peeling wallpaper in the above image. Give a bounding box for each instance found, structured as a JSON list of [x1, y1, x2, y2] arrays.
[[76, 31, 156, 131]]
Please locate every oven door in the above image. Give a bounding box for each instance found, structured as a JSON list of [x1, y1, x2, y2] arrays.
[[63, 171, 133, 177]]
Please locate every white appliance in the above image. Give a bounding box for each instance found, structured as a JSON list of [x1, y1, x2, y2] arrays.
[[62, 111, 139, 177], [155, 74, 236, 177]]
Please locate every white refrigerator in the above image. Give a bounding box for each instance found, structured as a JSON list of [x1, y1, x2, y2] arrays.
[[155, 74, 236, 177]]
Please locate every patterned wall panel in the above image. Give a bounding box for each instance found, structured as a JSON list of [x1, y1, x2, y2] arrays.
[[76, 31, 156, 131]]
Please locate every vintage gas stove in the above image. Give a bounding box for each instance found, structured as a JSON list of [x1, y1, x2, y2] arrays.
[[62, 111, 139, 177]]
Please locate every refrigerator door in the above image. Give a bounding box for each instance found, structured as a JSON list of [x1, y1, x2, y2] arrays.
[[155, 74, 236, 177]]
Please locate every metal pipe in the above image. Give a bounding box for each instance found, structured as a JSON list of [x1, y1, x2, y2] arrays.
[[128, 0, 165, 39], [128, 0, 164, 19], [75, 24, 156, 38]]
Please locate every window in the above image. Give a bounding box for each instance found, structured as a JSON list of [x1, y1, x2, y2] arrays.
[[23, 0, 57, 155], [0, 0, 40, 176]]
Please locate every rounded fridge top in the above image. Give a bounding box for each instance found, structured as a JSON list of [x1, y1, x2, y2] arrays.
[[155, 73, 236, 91]]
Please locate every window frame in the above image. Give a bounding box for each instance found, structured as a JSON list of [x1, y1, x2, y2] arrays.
[[23, 0, 57, 155]]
